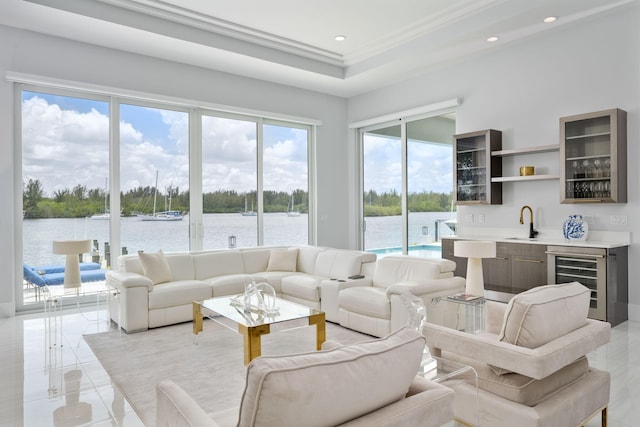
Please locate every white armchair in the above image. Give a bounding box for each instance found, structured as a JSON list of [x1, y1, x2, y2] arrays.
[[424, 282, 611, 427], [337, 256, 465, 337]]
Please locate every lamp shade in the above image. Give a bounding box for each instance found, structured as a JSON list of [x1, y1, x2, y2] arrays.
[[52, 240, 92, 288], [53, 240, 92, 255], [454, 240, 497, 297], [454, 240, 497, 259]]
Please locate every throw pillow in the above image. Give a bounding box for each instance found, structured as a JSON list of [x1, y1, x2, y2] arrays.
[[498, 282, 590, 349], [266, 248, 298, 272], [138, 250, 172, 285]]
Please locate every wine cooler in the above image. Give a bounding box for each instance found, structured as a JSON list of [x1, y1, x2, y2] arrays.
[[546, 245, 628, 325]]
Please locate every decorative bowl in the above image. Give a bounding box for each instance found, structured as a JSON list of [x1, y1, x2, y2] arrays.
[[519, 166, 535, 176]]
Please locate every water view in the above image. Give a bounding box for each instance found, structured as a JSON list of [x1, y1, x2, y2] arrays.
[[23, 212, 455, 266]]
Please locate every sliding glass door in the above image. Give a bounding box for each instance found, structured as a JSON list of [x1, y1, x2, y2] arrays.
[[361, 114, 455, 257], [120, 103, 190, 255], [263, 122, 309, 246], [362, 123, 403, 252], [201, 114, 258, 249], [21, 90, 110, 305]]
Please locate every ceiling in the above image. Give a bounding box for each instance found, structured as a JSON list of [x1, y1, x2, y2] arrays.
[[0, 0, 634, 97]]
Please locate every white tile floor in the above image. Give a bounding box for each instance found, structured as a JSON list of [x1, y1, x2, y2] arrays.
[[0, 305, 637, 426], [0, 306, 144, 426]]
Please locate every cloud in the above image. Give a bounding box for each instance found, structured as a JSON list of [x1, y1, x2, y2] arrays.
[[363, 134, 453, 194], [22, 95, 309, 197]]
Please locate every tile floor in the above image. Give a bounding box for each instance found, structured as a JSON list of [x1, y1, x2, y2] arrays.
[[0, 305, 637, 426]]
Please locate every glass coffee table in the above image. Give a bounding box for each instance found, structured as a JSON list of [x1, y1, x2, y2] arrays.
[[193, 295, 326, 365]]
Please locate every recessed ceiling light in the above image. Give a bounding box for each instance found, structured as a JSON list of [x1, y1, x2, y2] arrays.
[[335, 35, 346, 42], [544, 16, 557, 23], [487, 36, 499, 43]]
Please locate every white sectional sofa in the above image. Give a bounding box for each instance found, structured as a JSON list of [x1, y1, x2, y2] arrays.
[[106, 246, 376, 333]]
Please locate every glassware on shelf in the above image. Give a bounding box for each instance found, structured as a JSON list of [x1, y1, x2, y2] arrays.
[[571, 160, 580, 179], [593, 159, 601, 177], [582, 160, 591, 178], [603, 158, 611, 177]]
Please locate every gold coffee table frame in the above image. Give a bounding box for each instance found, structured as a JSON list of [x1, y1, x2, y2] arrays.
[[193, 296, 326, 365]]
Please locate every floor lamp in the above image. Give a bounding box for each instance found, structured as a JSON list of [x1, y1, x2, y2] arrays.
[[454, 240, 497, 297], [52, 240, 92, 289]]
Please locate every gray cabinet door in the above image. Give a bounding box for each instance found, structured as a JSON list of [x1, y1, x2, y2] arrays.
[[508, 243, 546, 293]]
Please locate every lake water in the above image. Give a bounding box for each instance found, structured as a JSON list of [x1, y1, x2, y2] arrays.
[[22, 212, 455, 266]]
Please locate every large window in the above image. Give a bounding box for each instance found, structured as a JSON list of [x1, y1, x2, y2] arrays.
[[120, 103, 190, 254], [362, 123, 402, 252], [361, 114, 456, 257], [263, 123, 309, 246], [201, 115, 258, 249], [19, 86, 313, 309], [22, 90, 110, 304]]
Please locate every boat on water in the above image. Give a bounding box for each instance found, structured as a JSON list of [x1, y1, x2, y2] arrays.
[[287, 194, 301, 217], [139, 171, 184, 221], [90, 212, 110, 220], [140, 210, 184, 221], [241, 196, 257, 216]]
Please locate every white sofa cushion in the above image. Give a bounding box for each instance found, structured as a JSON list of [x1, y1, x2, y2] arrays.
[[280, 275, 322, 301], [204, 274, 251, 297], [238, 327, 425, 427], [241, 248, 273, 274], [266, 248, 298, 272], [498, 282, 590, 349], [148, 280, 213, 309], [193, 251, 245, 280], [313, 250, 370, 279], [295, 246, 325, 274], [339, 287, 390, 318], [138, 250, 172, 285], [165, 254, 196, 281], [373, 256, 456, 288]]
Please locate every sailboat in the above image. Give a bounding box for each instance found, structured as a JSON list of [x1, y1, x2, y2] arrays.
[[140, 171, 184, 221], [241, 196, 257, 216], [90, 178, 110, 220], [287, 194, 301, 217]]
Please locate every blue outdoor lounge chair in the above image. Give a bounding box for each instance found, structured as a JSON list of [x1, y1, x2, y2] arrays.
[[23, 262, 106, 290]]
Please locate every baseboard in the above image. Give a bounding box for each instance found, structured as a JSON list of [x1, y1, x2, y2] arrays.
[[0, 302, 15, 318], [627, 302, 640, 322]]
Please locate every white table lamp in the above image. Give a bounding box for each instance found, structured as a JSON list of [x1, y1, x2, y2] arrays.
[[454, 240, 497, 296], [52, 240, 92, 288]]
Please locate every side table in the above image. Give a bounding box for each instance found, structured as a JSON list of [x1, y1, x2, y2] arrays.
[[442, 293, 486, 334]]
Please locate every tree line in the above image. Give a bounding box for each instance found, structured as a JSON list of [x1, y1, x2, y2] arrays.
[[22, 179, 309, 219], [23, 179, 453, 219], [363, 189, 453, 216]]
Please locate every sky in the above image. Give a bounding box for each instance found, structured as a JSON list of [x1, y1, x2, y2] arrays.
[[21, 91, 452, 198], [21, 92, 309, 196], [363, 134, 453, 194]]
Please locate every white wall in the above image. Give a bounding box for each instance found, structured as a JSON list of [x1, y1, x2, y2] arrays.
[[0, 25, 349, 315], [347, 5, 640, 319]]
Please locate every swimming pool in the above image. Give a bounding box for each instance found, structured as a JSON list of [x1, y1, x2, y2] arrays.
[[368, 243, 443, 258]]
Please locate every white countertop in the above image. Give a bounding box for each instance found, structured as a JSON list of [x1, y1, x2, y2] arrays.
[[443, 227, 630, 249]]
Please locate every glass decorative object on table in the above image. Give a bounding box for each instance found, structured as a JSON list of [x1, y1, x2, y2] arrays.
[[401, 292, 435, 374], [231, 279, 279, 316]]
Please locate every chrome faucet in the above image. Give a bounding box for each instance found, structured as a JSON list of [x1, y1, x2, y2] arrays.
[[519, 205, 538, 239]]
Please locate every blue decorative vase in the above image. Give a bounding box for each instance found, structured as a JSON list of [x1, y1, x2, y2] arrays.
[[563, 215, 588, 241]]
